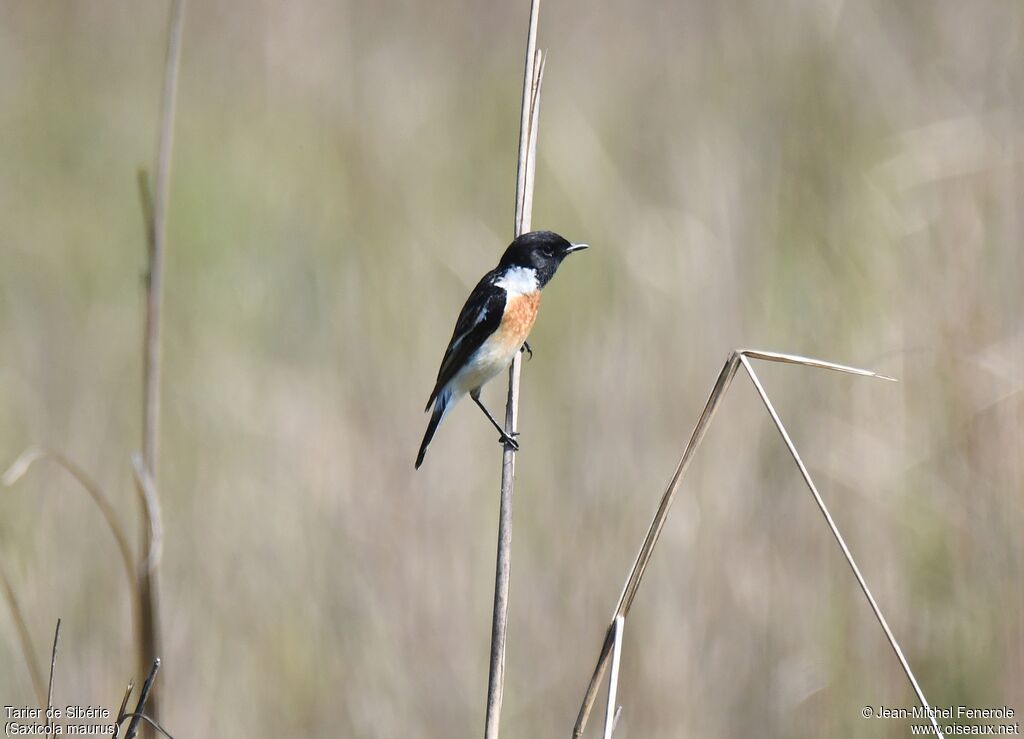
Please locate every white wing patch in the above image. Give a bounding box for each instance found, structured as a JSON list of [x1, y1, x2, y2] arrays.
[[448, 298, 494, 355], [495, 266, 538, 297]]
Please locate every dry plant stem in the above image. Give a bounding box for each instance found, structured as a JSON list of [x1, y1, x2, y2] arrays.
[[573, 349, 930, 738], [119, 714, 175, 739], [137, 0, 185, 724], [483, 2, 543, 736], [45, 619, 60, 732], [737, 355, 944, 738], [113, 681, 136, 739], [131, 457, 164, 583], [601, 616, 624, 739], [0, 565, 45, 705], [573, 354, 740, 736], [142, 0, 184, 477], [3, 448, 135, 591], [124, 659, 161, 739]]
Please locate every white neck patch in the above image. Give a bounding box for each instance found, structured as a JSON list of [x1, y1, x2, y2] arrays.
[[496, 266, 538, 297]]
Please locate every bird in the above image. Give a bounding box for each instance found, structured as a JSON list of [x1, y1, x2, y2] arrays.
[[415, 230, 589, 469]]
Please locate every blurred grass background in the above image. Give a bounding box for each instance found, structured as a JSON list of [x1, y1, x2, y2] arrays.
[[1, 1, 1022, 736]]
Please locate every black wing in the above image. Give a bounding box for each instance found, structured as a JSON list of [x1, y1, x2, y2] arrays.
[[425, 272, 505, 410]]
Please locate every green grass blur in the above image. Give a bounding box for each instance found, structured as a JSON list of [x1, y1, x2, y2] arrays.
[[0, 1, 1021, 736]]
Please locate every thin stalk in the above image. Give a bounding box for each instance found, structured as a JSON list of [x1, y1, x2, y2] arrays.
[[484, 2, 545, 737], [138, 0, 185, 725], [45, 618, 60, 732], [142, 0, 185, 478], [602, 616, 624, 739], [574, 353, 740, 736], [0, 565, 45, 706], [574, 349, 910, 737], [124, 659, 161, 739], [113, 681, 135, 739], [120, 714, 175, 739], [738, 355, 943, 738], [3, 448, 136, 592]]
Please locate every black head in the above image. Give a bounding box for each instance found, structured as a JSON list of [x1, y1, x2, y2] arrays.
[[497, 230, 588, 287]]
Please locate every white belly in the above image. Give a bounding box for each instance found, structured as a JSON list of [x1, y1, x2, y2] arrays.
[[450, 336, 520, 397]]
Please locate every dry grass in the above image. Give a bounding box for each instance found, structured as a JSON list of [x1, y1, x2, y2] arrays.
[[485, 0, 545, 736], [573, 350, 945, 737]]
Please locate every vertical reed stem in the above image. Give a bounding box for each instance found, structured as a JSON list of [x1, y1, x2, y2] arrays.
[[484, 2, 545, 736], [138, 0, 185, 728]]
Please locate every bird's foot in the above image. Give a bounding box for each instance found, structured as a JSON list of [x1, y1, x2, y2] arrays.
[[521, 342, 533, 361], [498, 430, 520, 451]]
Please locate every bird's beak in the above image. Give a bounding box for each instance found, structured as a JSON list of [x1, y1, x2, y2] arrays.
[[566, 243, 589, 254]]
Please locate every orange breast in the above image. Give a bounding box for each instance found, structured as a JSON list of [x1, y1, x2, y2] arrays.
[[495, 291, 541, 353]]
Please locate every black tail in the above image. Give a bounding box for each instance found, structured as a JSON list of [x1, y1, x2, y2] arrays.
[[415, 402, 445, 469]]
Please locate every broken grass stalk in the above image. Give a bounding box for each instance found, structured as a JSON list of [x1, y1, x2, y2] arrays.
[[574, 349, 937, 737]]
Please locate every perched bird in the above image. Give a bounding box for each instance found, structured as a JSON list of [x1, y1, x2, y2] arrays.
[[416, 230, 588, 469]]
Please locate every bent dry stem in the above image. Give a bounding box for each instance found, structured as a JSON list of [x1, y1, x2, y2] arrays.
[[573, 349, 944, 739]]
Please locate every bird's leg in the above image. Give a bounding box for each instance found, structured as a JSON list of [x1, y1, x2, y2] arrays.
[[471, 392, 520, 451], [520, 341, 533, 361]]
